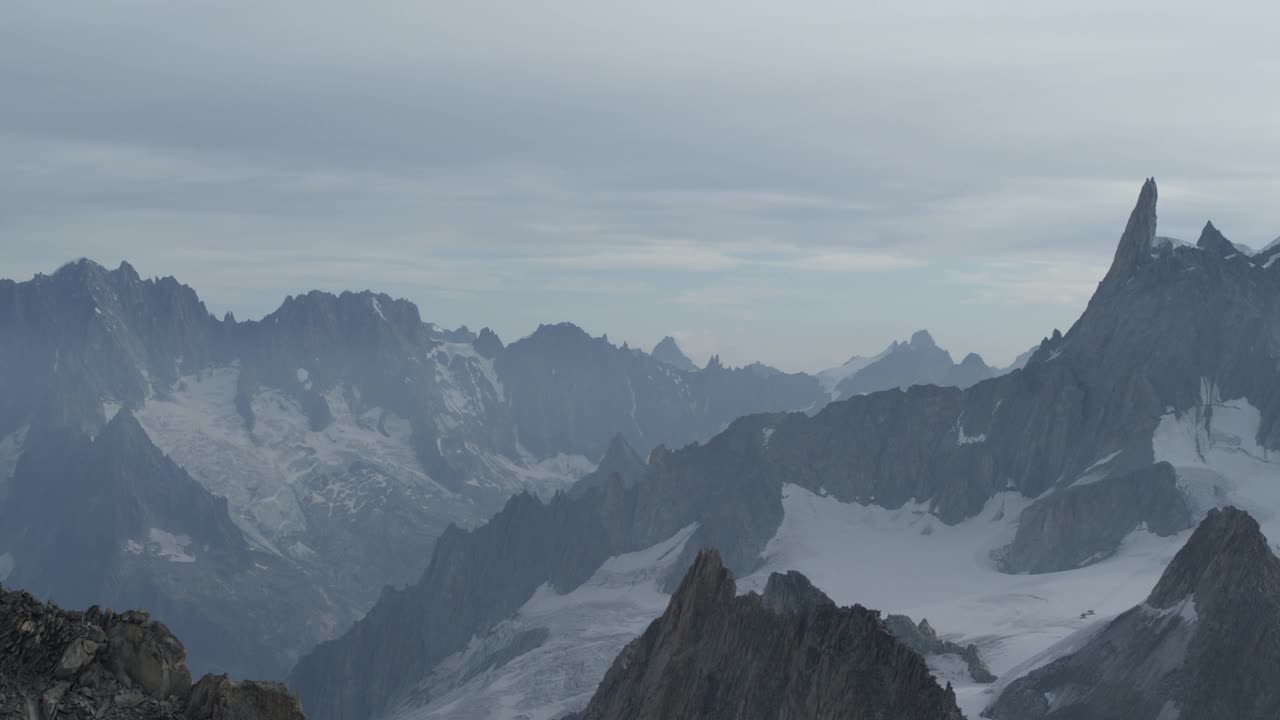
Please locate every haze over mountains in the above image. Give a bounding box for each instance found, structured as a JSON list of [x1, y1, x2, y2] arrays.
[[288, 180, 1280, 719], [5, 178, 1280, 719], [0, 257, 1014, 683]]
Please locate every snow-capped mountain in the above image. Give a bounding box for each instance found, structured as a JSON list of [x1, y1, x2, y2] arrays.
[[0, 260, 827, 678], [289, 179, 1280, 720]]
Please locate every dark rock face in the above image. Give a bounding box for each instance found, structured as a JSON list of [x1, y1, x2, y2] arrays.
[[1000, 462, 1193, 573], [287, 487, 622, 720], [0, 585, 303, 720], [758, 568, 995, 687], [569, 550, 964, 720], [883, 615, 996, 684], [650, 336, 698, 372], [987, 507, 1280, 720], [760, 570, 833, 613]]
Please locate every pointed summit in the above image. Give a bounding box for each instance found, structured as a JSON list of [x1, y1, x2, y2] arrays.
[[1147, 506, 1279, 610], [1195, 220, 1238, 257], [990, 507, 1280, 719], [651, 336, 698, 372], [669, 548, 737, 609], [574, 547, 965, 720], [761, 570, 833, 613], [1102, 178, 1159, 289], [473, 326, 503, 358], [909, 329, 937, 348]]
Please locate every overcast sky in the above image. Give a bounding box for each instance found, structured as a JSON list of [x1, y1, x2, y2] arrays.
[[4, 2, 1278, 370]]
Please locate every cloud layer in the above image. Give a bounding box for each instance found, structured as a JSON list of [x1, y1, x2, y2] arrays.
[[3, 1, 1278, 369]]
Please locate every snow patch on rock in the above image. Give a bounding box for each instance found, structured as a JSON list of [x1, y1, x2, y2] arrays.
[[124, 529, 197, 563]]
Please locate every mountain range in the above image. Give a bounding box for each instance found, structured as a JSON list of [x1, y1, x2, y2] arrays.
[[0, 254, 1028, 680], [817, 329, 1005, 399], [0, 261, 845, 678], [288, 179, 1280, 719]]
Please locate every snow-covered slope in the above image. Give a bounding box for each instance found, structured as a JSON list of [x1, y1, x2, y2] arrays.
[[376, 381, 1280, 720], [744, 486, 1184, 718], [390, 525, 699, 720]]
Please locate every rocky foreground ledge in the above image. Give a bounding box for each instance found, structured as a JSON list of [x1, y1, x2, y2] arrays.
[[0, 585, 304, 720]]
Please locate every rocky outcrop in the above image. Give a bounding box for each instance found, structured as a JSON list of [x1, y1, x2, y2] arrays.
[[1000, 462, 1193, 573], [883, 615, 996, 684], [759, 569, 833, 613], [568, 550, 964, 720], [758, 569, 995, 685], [987, 507, 1280, 719], [0, 585, 303, 720]]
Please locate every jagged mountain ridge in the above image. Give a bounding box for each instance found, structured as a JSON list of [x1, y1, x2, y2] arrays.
[[832, 329, 997, 398], [289, 180, 1280, 720], [0, 260, 829, 678], [566, 550, 964, 720], [817, 329, 1003, 400], [988, 507, 1280, 719]]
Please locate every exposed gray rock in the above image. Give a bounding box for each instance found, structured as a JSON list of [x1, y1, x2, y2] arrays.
[[568, 549, 964, 720], [883, 614, 996, 684], [0, 585, 303, 720], [649, 336, 698, 372], [759, 569, 833, 613], [187, 676, 305, 720], [987, 507, 1280, 720], [1000, 462, 1193, 573]]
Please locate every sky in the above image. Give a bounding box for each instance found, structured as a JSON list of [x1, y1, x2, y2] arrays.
[[3, 2, 1279, 371]]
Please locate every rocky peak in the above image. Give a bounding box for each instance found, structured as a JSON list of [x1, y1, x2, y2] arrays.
[[667, 548, 736, 613], [760, 569, 833, 613], [599, 432, 643, 470], [651, 336, 698, 372], [472, 326, 503, 358], [989, 507, 1280, 719], [1146, 506, 1279, 610], [570, 548, 964, 720], [1195, 220, 1238, 256], [909, 329, 937, 348], [1101, 176, 1158, 290]]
